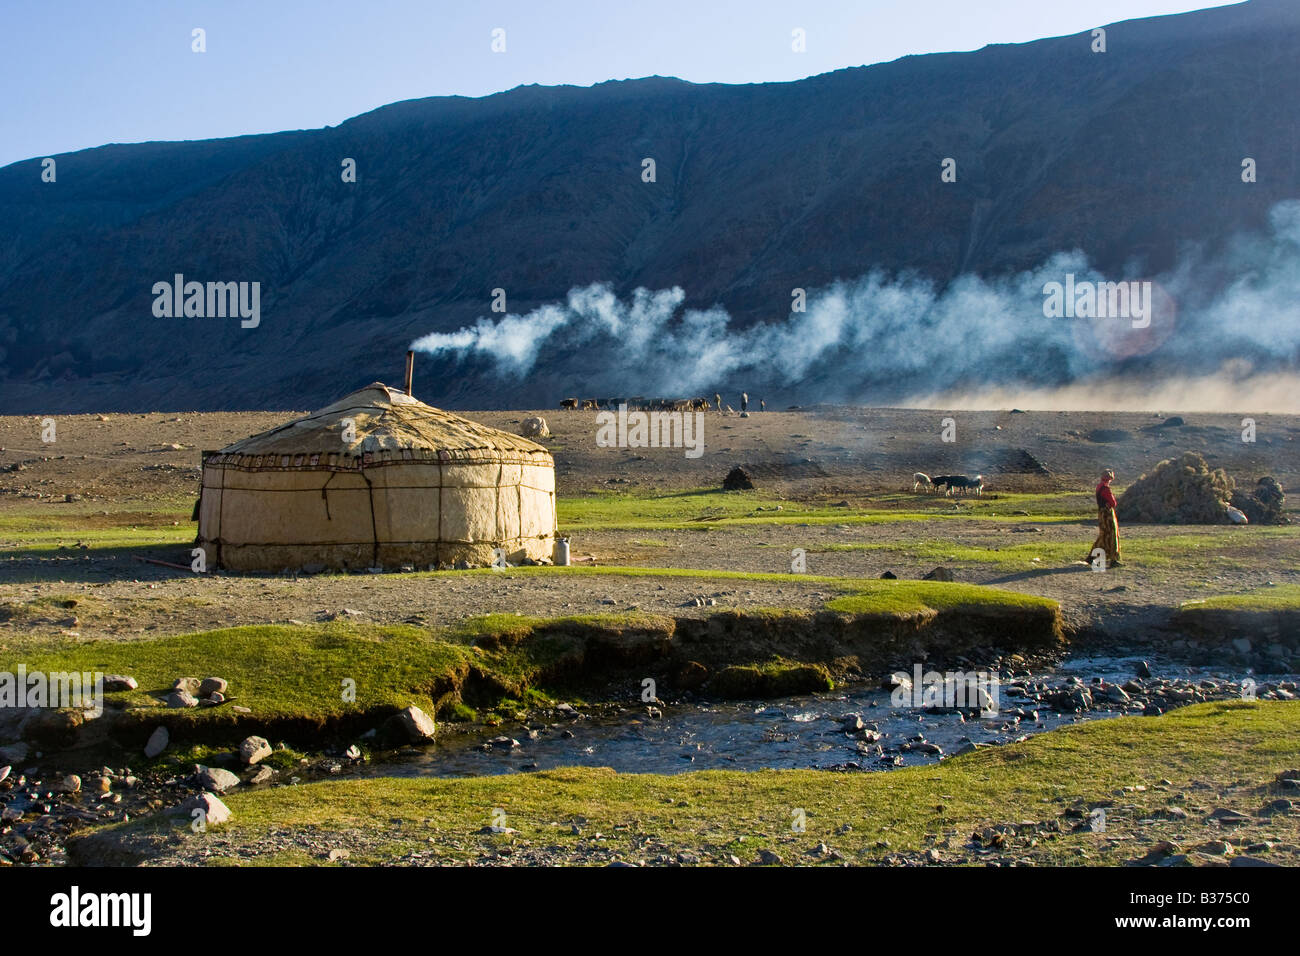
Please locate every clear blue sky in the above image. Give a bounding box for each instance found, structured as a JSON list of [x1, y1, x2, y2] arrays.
[[0, 0, 1241, 168]]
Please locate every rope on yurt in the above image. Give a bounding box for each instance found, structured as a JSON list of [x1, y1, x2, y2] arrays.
[[359, 465, 379, 567], [320, 471, 337, 521]]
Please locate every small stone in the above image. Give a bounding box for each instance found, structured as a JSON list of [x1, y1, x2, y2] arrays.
[[248, 766, 275, 786], [389, 704, 436, 743], [180, 792, 232, 826], [144, 726, 169, 758], [195, 765, 240, 792], [1196, 840, 1233, 856], [1206, 807, 1250, 825], [166, 690, 198, 709], [328, 848, 351, 862], [756, 849, 783, 865], [172, 677, 201, 695], [102, 675, 138, 692]]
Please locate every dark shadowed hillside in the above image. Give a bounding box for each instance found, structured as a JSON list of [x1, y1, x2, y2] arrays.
[[1, 0, 1297, 413]]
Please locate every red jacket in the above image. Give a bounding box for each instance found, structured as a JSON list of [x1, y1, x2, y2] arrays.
[[1096, 481, 1117, 510]]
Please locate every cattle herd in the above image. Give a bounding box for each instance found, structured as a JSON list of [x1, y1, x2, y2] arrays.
[[913, 472, 985, 496], [560, 396, 712, 412]]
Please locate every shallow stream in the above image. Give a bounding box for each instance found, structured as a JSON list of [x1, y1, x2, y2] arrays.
[[361, 655, 1289, 779]]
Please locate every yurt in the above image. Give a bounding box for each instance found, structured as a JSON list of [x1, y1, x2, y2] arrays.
[[196, 382, 556, 571]]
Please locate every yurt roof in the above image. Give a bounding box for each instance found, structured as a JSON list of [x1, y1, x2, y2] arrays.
[[215, 383, 550, 459]]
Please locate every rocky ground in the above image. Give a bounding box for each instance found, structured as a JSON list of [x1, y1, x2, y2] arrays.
[[102, 769, 1300, 869]]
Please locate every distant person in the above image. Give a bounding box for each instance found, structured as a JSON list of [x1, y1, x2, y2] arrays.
[[1087, 469, 1122, 568], [760, 399, 766, 412], [741, 392, 749, 412], [714, 392, 722, 412]]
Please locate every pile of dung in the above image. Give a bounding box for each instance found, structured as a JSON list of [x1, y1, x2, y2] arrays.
[[722, 466, 755, 490], [1230, 476, 1289, 525], [1116, 452, 1235, 524]]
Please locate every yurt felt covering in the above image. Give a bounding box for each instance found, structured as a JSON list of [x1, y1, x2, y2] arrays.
[[197, 384, 556, 571]]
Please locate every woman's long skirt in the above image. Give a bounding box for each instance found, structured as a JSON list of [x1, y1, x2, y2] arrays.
[[1088, 507, 1121, 566]]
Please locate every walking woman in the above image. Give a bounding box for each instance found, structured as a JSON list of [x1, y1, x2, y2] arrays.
[[1088, 469, 1122, 568]]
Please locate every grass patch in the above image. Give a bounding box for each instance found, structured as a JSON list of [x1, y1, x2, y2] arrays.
[[824, 580, 1056, 615], [0, 622, 476, 723], [556, 489, 1092, 532], [1178, 583, 1300, 612], [0, 505, 193, 556], [819, 526, 1298, 573]]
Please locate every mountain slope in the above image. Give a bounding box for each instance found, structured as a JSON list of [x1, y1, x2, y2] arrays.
[[1, 0, 1297, 412]]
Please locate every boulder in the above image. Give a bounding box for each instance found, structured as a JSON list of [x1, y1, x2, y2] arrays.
[[166, 690, 198, 709], [238, 735, 273, 766], [172, 677, 202, 695], [922, 566, 955, 582]]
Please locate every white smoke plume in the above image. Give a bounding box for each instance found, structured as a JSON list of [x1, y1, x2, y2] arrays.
[[411, 202, 1300, 410]]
